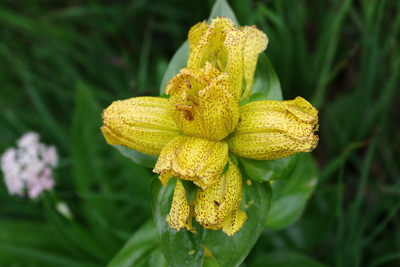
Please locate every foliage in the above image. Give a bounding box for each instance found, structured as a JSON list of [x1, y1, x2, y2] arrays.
[[0, 0, 399, 266]]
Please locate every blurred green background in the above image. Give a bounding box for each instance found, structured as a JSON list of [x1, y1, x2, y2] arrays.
[[0, 0, 399, 266]]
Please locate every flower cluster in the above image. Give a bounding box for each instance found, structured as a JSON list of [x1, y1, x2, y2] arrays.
[[1, 132, 58, 199], [101, 17, 319, 235]]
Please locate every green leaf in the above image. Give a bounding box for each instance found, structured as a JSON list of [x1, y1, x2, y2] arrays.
[[273, 186, 340, 252], [114, 145, 158, 169], [249, 250, 330, 267], [181, 179, 200, 204], [107, 220, 166, 267], [252, 53, 282, 101], [152, 176, 272, 267], [159, 41, 189, 95], [265, 153, 318, 230], [239, 154, 299, 182], [208, 0, 239, 26], [0, 243, 99, 267], [198, 177, 272, 267], [151, 177, 204, 267]]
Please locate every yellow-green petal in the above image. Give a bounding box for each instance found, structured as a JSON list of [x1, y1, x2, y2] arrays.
[[188, 21, 208, 55], [166, 64, 240, 141], [221, 209, 247, 236], [101, 97, 180, 156], [153, 136, 229, 189], [240, 26, 269, 100], [224, 29, 245, 99], [166, 179, 195, 233], [194, 179, 222, 227], [229, 97, 319, 160], [218, 159, 243, 218], [186, 17, 268, 100], [187, 17, 236, 71], [193, 159, 246, 235]]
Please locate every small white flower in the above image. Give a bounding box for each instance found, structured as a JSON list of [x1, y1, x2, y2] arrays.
[[1, 148, 24, 196], [17, 132, 39, 149], [0, 132, 58, 199]]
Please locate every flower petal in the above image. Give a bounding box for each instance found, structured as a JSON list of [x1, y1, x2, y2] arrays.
[[101, 97, 180, 156], [240, 26, 269, 100], [224, 29, 245, 99], [188, 21, 208, 55], [166, 65, 240, 141], [218, 159, 243, 218], [186, 17, 268, 101], [193, 179, 222, 227], [193, 159, 246, 235], [187, 17, 236, 71], [166, 179, 195, 233], [229, 97, 319, 160], [221, 209, 247, 236], [153, 136, 229, 189]]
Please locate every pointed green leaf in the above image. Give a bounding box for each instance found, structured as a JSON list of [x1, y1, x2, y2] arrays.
[[181, 179, 200, 204], [239, 154, 299, 182], [252, 53, 282, 101], [265, 153, 318, 230], [208, 0, 239, 26], [114, 145, 158, 169], [198, 177, 272, 267], [151, 177, 204, 267], [152, 176, 272, 267], [249, 250, 330, 267], [160, 41, 189, 95], [107, 220, 166, 267]]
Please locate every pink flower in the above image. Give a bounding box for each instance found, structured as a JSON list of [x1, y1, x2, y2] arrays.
[[0, 132, 58, 199]]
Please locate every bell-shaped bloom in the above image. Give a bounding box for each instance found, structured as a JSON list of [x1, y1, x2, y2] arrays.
[[153, 136, 229, 189], [166, 62, 239, 141], [165, 159, 246, 236], [100, 18, 319, 236], [187, 17, 268, 100], [193, 159, 246, 236], [101, 97, 180, 156], [228, 97, 319, 160]]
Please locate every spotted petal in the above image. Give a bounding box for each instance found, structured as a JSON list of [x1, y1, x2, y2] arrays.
[[101, 97, 180, 156], [187, 17, 236, 71], [153, 136, 229, 189], [240, 26, 269, 100], [166, 178, 195, 233], [229, 97, 319, 160], [167, 64, 239, 141], [193, 159, 246, 236]]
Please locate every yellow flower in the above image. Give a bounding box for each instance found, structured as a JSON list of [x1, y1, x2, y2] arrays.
[[101, 97, 180, 155], [153, 135, 229, 189], [187, 17, 268, 100], [193, 159, 247, 236], [166, 62, 239, 141], [166, 178, 196, 233], [101, 17, 319, 236], [228, 97, 319, 160]]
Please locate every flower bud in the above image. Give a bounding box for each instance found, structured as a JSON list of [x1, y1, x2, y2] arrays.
[[101, 97, 180, 156], [229, 97, 319, 160]]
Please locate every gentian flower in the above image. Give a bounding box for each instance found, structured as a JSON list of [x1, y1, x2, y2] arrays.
[[101, 17, 319, 236]]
